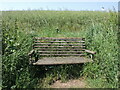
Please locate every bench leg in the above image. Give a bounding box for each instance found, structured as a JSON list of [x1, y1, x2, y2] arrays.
[[90, 54, 95, 61], [90, 54, 93, 59], [29, 55, 36, 64], [29, 56, 32, 64]]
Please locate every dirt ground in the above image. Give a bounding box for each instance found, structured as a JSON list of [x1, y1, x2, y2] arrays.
[[50, 77, 87, 88]]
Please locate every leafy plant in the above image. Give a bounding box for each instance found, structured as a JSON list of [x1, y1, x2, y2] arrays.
[[2, 10, 118, 88]]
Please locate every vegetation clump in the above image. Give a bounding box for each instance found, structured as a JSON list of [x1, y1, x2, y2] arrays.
[[2, 10, 118, 88]]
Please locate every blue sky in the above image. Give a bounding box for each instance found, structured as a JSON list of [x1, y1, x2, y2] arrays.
[[0, 1, 118, 11], [1, 0, 119, 2]]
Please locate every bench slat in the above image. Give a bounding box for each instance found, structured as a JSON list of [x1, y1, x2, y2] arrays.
[[37, 51, 84, 53], [34, 46, 85, 48], [39, 54, 85, 56], [34, 37, 85, 40], [34, 41, 85, 43], [33, 57, 92, 65], [35, 48, 85, 51], [34, 43, 85, 46]]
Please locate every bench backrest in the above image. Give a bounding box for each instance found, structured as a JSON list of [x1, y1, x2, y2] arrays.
[[33, 37, 86, 57]]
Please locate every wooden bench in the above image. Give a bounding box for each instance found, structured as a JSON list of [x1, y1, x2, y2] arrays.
[[28, 37, 96, 65]]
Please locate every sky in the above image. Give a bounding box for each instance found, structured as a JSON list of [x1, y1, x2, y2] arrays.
[[0, 0, 119, 2], [0, 0, 119, 11]]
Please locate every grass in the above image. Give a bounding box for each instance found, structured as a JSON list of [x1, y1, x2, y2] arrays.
[[2, 10, 119, 88], [86, 78, 115, 88]]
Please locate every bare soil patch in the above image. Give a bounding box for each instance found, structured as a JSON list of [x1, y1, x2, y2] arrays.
[[50, 77, 87, 88]]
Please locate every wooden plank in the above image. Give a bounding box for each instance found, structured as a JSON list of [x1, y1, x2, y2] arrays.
[[37, 51, 84, 53], [38, 54, 85, 56], [85, 49, 96, 54], [32, 57, 92, 65], [28, 50, 34, 55], [34, 41, 85, 43], [34, 43, 85, 46], [35, 48, 86, 51], [34, 46, 85, 48], [34, 37, 85, 40]]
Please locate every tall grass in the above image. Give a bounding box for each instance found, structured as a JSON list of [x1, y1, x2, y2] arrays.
[[2, 10, 118, 88], [83, 14, 118, 87]]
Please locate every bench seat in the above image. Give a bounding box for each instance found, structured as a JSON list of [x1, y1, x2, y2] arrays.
[[33, 57, 93, 65]]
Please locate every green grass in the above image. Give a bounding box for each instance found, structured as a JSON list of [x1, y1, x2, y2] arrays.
[[2, 10, 119, 88], [86, 78, 115, 88]]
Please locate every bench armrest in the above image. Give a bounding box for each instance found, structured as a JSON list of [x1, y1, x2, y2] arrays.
[[28, 50, 35, 56], [85, 49, 96, 54], [28, 50, 39, 64], [28, 50, 35, 64]]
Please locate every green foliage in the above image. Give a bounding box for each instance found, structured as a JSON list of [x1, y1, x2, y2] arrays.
[[83, 12, 118, 88], [86, 78, 115, 88], [40, 64, 83, 87], [2, 10, 118, 88]]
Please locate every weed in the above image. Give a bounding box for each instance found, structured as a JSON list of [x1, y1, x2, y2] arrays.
[[2, 10, 118, 88]]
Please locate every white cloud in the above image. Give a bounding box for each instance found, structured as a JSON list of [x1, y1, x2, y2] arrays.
[[0, 0, 119, 2]]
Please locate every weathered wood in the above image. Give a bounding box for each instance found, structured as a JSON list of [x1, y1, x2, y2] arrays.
[[34, 43, 85, 46], [34, 46, 85, 48], [35, 48, 85, 51], [37, 51, 84, 53], [33, 57, 92, 65], [29, 37, 95, 65], [39, 54, 85, 56], [34, 41, 85, 43], [85, 49, 96, 54], [34, 37, 85, 40], [28, 50, 34, 56]]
